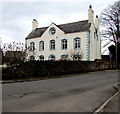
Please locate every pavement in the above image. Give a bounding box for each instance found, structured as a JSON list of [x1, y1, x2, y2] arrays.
[[98, 84, 119, 113], [102, 94, 119, 112]]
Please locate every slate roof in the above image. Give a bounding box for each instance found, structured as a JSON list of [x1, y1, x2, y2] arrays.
[[25, 20, 91, 39]]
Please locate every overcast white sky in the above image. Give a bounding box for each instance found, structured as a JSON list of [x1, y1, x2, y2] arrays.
[[0, 0, 118, 54]]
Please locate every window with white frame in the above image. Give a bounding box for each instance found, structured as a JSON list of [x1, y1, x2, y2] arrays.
[[30, 42, 35, 51], [39, 55, 44, 61], [50, 40, 55, 50], [74, 37, 80, 49], [61, 39, 67, 50], [39, 41, 44, 51]]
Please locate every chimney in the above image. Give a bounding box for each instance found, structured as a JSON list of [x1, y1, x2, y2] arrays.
[[32, 19, 38, 31], [95, 15, 99, 29], [88, 5, 94, 23]]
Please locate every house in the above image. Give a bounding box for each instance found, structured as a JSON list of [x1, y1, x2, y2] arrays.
[[25, 5, 101, 61]]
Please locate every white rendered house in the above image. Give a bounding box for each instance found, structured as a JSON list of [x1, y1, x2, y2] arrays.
[[25, 5, 101, 61]]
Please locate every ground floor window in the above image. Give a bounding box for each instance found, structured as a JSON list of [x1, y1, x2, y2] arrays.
[[73, 55, 82, 60], [49, 54, 56, 61], [39, 55, 44, 61], [61, 55, 68, 60], [30, 55, 35, 60]]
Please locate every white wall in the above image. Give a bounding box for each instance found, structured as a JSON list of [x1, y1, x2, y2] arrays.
[[87, 22, 101, 61], [26, 23, 88, 61], [26, 5, 102, 61], [26, 20, 101, 61]]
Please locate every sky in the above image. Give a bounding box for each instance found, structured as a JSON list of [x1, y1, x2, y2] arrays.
[[0, 0, 118, 54]]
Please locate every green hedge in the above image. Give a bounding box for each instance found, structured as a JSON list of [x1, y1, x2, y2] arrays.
[[2, 60, 119, 80]]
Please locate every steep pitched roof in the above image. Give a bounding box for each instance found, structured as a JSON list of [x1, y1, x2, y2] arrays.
[[25, 20, 91, 39]]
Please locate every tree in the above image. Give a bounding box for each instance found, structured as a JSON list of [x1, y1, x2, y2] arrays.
[[0, 41, 25, 65], [0, 39, 37, 66], [62, 50, 83, 61], [0, 48, 3, 65], [25, 46, 37, 61], [108, 44, 120, 63], [100, 0, 120, 45], [100, 1, 120, 65]]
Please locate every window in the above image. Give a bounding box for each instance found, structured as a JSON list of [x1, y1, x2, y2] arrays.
[[94, 30, 98, 40], [94, 32, 96, 39], [74, 37, 80, 49], [39, 55, 44, 61], [50, 40, 55, 50], [61, 55, 68, 60], [73, 55, 82, 61], [49, 54, 56, 61], [30, 55, 35, 60], [30, 42, 35, 51], [61, 39, 67, 50], [49, 27, 56, 35], [39, 41, 44, 51]]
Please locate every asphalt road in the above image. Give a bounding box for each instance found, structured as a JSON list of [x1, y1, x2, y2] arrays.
[[2, 70, 118, 112]]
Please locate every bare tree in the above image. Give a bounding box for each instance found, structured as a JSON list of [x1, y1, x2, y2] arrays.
[[25, 46, 37, 61], [100, 1, 120, 66], [63, 50, 83, 61], [100, 0, 120, 45], [1, 41, 24, 53]]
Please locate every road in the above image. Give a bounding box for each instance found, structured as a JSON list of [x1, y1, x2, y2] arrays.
[[2, 70, 118, 112]]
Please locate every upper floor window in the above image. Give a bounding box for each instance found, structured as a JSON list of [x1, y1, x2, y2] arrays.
[[61, 39, 67, 50], [50, 40, 55, 50], [94, 32, 96, 39], [39, 41, 44, 51], [39, 55, 44, 61], [94, 30, 98, 40], [30, 42, 35, 51], [74, 37, 81, 49], [49, 27, 56, 35]]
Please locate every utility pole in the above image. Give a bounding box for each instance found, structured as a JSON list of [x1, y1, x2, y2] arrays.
[[109, 53, 112, 69], [0, 37, 2, 49], [116, 40, 118, 68]]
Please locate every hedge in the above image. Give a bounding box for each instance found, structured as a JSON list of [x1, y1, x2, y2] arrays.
[[2, 59, 119, 80]]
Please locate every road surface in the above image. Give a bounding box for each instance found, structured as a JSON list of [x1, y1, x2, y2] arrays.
[[2, 70, 118, 112]]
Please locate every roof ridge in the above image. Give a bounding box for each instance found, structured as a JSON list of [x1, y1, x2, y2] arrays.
[[36, 26, 48, 30], [58, 20, 88, 26], [36, 20, 88, 29], [26, 19, 90, 39]]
